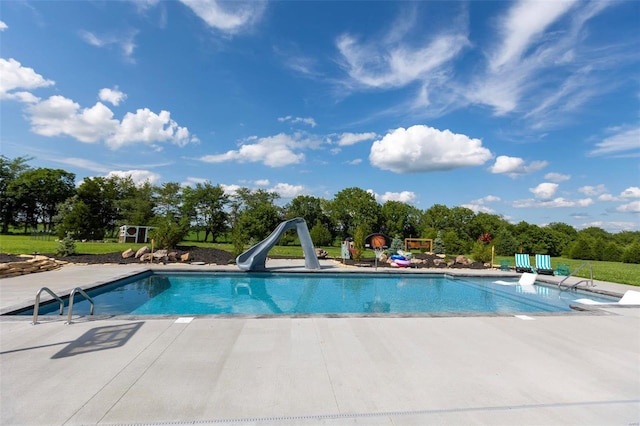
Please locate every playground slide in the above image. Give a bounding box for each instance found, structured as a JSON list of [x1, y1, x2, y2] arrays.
[[236, 218, 321, 271]]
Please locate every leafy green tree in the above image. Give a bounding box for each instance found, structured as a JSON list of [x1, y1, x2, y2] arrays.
[[494, 228, 519, 256], [443, 230, 465, 254], [154, 182, 183, 218], [0, 155, 32, 233], [602, 241, 623, 262], [471, 241, 492, 263], [449, 206, 475, 242], [569, 236, 595, 260], [468, 212, 509, 243], [285, 195, 332, 228], [421, 204, 450, 231], [182, 182, 228, 242], [328, 187, 381, 239], [380, 200, 420, 239], [233, 188, 282, 242], [116, 179, 156, 226], [351, 225, 370, 261], [622, 242, 640, 264], [10, 168, 76, 232]]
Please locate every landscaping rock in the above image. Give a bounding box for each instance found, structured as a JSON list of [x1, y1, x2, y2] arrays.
[[181, 252, 190, 262], [135, 246, 150, 258], [122, 248, 135, 258]]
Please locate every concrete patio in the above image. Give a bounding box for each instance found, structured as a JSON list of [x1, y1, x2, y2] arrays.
[[1, 260, 639, 425]]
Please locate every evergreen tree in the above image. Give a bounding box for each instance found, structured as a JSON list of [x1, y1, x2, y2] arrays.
[[433, 231, 445, 254]]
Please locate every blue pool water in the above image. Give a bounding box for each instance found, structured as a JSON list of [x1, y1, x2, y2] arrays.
[[21, 272, 620, 316]]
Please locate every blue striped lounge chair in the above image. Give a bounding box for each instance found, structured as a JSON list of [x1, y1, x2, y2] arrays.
[[514, 253, 533, 273], [535, 254, 554, 275]]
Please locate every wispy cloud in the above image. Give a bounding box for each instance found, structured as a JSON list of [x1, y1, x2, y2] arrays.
[[588, 126, 640, 157], [79, 30, 138, 61], [179, 0, 266, 34], [278, 115, 317, 128]]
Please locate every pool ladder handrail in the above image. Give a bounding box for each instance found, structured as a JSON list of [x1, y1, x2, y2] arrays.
[[32, 287, 64, 325], [558, 262, 594, 291], [32, 287, 95, 325], [66, 287, 94, 324]]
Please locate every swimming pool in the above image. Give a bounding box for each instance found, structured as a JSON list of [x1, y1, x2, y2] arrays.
[[18, 272, 620, 317]]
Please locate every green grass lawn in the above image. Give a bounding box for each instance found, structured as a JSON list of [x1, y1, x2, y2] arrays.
[[2, 234, 638, 286]]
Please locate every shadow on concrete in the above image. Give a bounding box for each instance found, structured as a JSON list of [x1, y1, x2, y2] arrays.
[[52, 322, 144, 359]]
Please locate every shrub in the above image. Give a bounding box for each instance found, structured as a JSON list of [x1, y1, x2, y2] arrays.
[[471, 241, 492, 263], [310, 221, 333, 246], [351, 225, 369, 261], [622, 242, 640, 264], [389, 236, 403, 255], [433, 231, 445, 254], [56, 234, 77, 257], [149, 215, 188, 249], [231, 224, 246, 258]]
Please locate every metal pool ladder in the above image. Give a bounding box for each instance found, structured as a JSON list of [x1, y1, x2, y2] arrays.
[[558, 262, 594, 291], [32, 287, 94, 325]]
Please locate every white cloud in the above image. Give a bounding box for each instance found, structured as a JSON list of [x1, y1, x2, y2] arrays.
[[579, 221, 639, 232], [513, 197, 593, 208], [199, 133, 312, 167], [621, 186, 640, 198], [179, 0, 266, 34], [336, 132, 377, 146], [489, 155, 548, 177], [183, 177, 209, 187], [490, 0, 577, 71], [347, 158, 362, 166], [254, 179, 270, 186], [470, 1, 616, 120], [0, 58, 54, 102], [79, 30, 137, 60], [28, 96, 119, 143], [278, 116, 317, 128], [107, 170, 161, 186], [544, 172, 571, 182], [99, 87, 127, 106], [461, 203, 495, 214], [54, 157, 112, 173], [615, 201, 640, 214], [530, 183, 558, 199], [598, 194, 618, 202], [337, 29, 469, 90], [269, 183, 306, 198], [26, 95, 195, 149], [108, 108, 193, 149], [0, 21, 8, 31], [373, 191, 417, 204], [464, 195, 501, 212], [369, 125, 492, 173], [578, 184, 607, 196], [588, 127, 640, 157], [221, 184, 241, 196]]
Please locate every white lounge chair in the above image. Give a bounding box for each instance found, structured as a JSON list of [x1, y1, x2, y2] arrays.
[[574, 290, 640, 305]]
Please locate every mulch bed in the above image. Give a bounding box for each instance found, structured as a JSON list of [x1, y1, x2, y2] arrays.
[[0, 246, 235, 265], [1, 249, 486, 269]]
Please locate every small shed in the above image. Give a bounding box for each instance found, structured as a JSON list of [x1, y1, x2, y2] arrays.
[[119, 225, 154, 244]]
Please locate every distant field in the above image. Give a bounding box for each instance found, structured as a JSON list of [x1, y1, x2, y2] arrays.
[[1, 235, 638, 286]]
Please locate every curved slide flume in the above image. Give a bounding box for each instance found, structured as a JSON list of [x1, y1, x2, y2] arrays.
[[236, 218, 321, 271]]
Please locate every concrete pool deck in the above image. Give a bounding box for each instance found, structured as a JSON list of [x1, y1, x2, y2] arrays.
[[1, 260, 639, 425]]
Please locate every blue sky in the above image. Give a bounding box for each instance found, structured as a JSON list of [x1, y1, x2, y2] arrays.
[[1, 0, 639, 232]]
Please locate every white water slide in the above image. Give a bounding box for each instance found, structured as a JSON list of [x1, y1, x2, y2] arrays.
[[235, 218, 321, 271]]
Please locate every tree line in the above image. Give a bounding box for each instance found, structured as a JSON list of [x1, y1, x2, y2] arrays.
[[2, 155, 639, 263]]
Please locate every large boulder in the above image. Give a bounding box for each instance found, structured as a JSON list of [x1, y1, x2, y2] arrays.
[[135, 246, 150, 258], [122, 248, 135, 259]]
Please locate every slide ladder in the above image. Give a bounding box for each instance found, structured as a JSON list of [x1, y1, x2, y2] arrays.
[[236, 218, 320, 271]]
